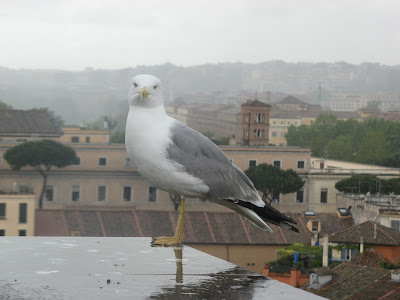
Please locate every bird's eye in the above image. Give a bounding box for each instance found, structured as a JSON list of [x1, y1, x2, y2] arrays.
[[133, 82, 137, 88], [154, 85, 157, 89]]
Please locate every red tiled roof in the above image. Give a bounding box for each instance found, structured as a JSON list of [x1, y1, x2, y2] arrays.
[[303, 263, 391, 300], [241, 99, 271, 107], [0, 110, 63, 136], [35, 209, 355, 245], [351, 273, 400, 300], [330, 221, 400, 246]]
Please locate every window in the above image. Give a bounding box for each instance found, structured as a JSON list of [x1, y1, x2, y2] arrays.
[[320, 188, 328, 203], [312, 221, 319, 232], [72, 157, 81, 166], [340, 248, 354, 260], [296, 190, 304, 203], [244, 129, 249, 137], [297, 160, 305, 169], [273, 120, 276, 124], [19, 230, 26, 236], [273, 160, 281, 168], [44, 185, 54, 201], [244, 114, 249, 122], [391, 220, 400, 231], [280, 132, 284, 137], [98, 157, 107, 166], [85, 137, 90, 143], [0, 203, 6, 218], [253, 129, 257, 137], [0, 229, 4, 236], [71, 185, 80, 201], [280, 121, 283, 125], [97, 186, 106, 202], [249, 160, 257, 167], [123, 186, 132, 202], [272, 132, 277, 137], [148, 186, 157, 202], [19, 203, 27, 224], [272, 191, 280, 203], [124, 157, 131, 167], [288, 121, 291, 125], [71, 136, 79, 143]]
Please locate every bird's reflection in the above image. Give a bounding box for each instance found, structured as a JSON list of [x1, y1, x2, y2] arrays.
[[148, 245, 267, 300]]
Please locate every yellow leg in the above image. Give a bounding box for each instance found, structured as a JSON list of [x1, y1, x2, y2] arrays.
[[151, 198, 186, 246]]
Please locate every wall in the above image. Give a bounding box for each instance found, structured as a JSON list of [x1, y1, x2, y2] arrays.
[[373, 245, 400, 265], [263, 266, 310, 287], [0, 194, 35, 236], [188, 244, 282, 274]]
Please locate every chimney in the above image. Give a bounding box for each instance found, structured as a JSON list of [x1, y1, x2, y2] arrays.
[[360, 235, 364, 253], [374, 223, 377, 239], [391, 271, 400, 282], [322, 234, 329, 267]]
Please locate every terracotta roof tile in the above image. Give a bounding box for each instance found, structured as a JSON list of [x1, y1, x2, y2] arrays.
[[100, 211, 140, 237], [35, 210, 67, 236], [0, 110, 63, 136], [35, 209, 353, 245], [330, 221, 400, 246], [303, 263, 391, 300], [64, 210, 103, 237]]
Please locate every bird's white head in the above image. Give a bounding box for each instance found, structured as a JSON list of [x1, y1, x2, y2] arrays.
[[128, 74, 163, 108]]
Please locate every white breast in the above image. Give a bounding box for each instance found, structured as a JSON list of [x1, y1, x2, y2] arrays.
[[125, 106, 209, 197]]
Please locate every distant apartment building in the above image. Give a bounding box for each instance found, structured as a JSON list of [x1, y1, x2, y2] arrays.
[[60, 126, 109, 144], [324, 92, 400, 112], [0, 194, 35, 236]]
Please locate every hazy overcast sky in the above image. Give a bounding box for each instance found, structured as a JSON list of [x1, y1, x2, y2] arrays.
[[0, 0, 399, 70]]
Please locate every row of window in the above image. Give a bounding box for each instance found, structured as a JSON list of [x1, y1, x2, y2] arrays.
[[68, 157, 132, 167], [0, 229, 26, 236], [0, 203, 27, 223], [71, 136, 91, 143], [271, 131, 285, 137], [243, 113, 266, 123], [248, 159, 305, 169], [272, 120, 299, 126], [44, 185, 158, 202]]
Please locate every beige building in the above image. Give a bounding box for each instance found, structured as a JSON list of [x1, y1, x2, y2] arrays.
[[307, 158, 400, 213], [0, 140, 312, 213], [60, 126, 109, 144], [0, 194, 35, 236]]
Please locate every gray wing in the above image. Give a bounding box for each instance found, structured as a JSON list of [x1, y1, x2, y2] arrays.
[[166, 121, 264, 206]]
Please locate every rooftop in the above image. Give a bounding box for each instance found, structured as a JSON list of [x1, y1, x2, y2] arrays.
[[329, 221, 400, 246], [303, 263, 394, 299], [35, 209, 354, 246], [0, 237, 323, 299], [0, 109, 63, 136]]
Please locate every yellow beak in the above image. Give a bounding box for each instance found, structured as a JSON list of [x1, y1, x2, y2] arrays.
[[139, 87, 149, 100]]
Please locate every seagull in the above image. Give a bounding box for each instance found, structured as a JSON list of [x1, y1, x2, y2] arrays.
[[125, 74, 298, 246]]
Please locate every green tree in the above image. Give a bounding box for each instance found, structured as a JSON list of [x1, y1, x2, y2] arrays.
[[245, 163, 304, 203], [4, 140, 78, 208], [355, 131, 389, 165], [0, 101, 13, 109], [110, 130, 125, 143], [327, 136, 355, 161], [335, 175, 391, 194]]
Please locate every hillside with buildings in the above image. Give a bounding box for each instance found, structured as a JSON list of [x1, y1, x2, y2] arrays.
[[0, 61, 399, 124]]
